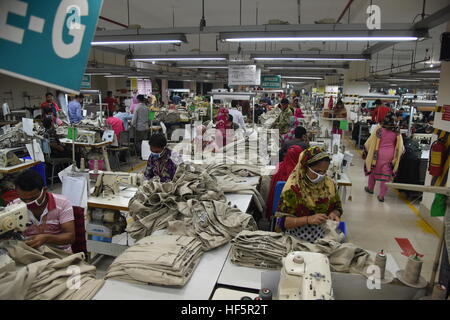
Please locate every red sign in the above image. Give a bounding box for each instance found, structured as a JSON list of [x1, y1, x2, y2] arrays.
[[395, 238, 424, 258], [443, 105, 450, 121]]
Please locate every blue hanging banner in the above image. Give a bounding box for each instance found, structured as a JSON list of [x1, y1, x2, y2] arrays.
[[0, 0, 103, 93]]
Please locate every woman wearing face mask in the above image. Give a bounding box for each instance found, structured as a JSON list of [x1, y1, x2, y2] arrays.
[[12, 169, 75, 251], [274, 146, 342, 243], [144, 133, 182, 182]]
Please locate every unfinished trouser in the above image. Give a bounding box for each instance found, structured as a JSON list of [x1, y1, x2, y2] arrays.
[[105, 235, 203, 287], [0, 241, 104, 300], [127, 163, 227, 241], [231, 221, 374, 274], [167, 199, 257, 251]]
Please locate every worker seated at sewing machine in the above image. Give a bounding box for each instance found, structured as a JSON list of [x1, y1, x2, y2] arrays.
[[10, 170, 75, 252], [42, 117, 71, 158], [144, 133, 183, 182], [274, 147, 342, 243]]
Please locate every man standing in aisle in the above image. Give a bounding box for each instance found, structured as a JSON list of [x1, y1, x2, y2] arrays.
[[104, 91, 117, 117], [372, 99, 390, 123], [12, 169, 75, 252], [40, 92, 60, 117], [228, 103, 246, 130], [132, 95, 149, 156], [273, 98, 293, 135], [68, 94, 84, 124]]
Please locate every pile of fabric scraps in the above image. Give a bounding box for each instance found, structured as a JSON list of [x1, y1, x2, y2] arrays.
[[0, 241, 104, 300], [167, 199, 257, 251], [259, 107, 281, 128], [231, 220, 375, 274], [126, 163, 227, 240], [105, 234, 203, 287]]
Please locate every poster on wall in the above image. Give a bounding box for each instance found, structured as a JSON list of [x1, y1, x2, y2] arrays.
[[0, 0, 103, 93]]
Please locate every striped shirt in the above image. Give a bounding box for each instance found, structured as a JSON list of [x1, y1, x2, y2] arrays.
[[13, 192, 74, 251]]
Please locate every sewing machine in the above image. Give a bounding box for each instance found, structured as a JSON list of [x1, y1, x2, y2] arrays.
[[86, 208, 127, 239], [0, 202, 29, 239], [0, 149, 23, 168], [278, 251, 334, 300], [91, 171, 143, 197]]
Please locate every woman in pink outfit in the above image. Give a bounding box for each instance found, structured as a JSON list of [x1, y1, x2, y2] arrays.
[[363, 112, 404, 202], [129, 91, 139, 114]]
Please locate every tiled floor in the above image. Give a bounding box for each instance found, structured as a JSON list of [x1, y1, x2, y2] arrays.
[[342, 138, 440, 282]]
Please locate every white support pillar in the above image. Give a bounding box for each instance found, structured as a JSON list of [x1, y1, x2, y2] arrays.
[[161, 79, 169, 105]]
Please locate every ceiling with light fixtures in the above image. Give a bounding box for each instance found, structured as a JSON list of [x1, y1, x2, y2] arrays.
[[86, 0, 450, 87]]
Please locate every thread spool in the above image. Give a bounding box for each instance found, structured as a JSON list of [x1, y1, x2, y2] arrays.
[[404, 255, 422, 284], [94, 159, 98, 173], [396, 254, 428, 288], [375, 250, 387, 280], [80, 158, 85, 171]]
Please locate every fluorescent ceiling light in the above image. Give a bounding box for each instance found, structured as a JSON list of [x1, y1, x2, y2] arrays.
[[287, 82, 305, 84], [92, 40, 182, 45], [282, 76, 323, 80], [388, 78, 421, 82], [85, 73, 111, 76], [418, 70, 440, 73], [268, 66, 335, 70], [225, 36, 418, 42], [132, 57, 227, 61], [92, 34, 186, 46], [179, 66, 228, 69], [104, 75, 126, 78], [255, 57, 365, 61]]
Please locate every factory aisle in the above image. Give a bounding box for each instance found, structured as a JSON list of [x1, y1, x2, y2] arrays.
[[342, 138, 440, 281]]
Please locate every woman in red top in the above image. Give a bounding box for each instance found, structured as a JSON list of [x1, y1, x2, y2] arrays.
[[266, 145, 303, 220]]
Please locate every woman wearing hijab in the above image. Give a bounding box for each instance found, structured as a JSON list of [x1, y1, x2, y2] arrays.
[[275, 146, 343, 243], [266, 145, 303, 220], [363, 112, 404, 202]]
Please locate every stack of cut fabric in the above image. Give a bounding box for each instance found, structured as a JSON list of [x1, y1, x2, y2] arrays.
[[0, 241, 104, 300], [126, 163, 227, 240], [231, 221, 375, 274], [230, 230, 301, 269], [167, 199, 257, 251], [105, 234, 203, 287]]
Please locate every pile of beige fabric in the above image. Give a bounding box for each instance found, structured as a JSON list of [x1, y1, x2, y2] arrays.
[[231, 221, 375, 274], [167, 199, 257, 251], [105, 234, 203, 287], [0, 241, 104, 300], [126, 163, 227, 240]]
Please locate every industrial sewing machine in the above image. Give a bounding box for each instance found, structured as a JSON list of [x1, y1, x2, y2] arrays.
[[278, 251, 334, 300], [0, 202, 29, 240], [86, 208, 127, 239], [0, 149, 23, 168], [91, 171, 143, 197]]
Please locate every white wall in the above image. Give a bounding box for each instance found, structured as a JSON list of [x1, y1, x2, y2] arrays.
[[0, 74, 52, 110]]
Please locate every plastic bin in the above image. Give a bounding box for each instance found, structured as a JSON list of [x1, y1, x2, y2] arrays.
[[22, 156, 47, 186]]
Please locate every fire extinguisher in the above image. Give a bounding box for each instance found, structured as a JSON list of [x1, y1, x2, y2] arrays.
[[428, 138, 446, 176]]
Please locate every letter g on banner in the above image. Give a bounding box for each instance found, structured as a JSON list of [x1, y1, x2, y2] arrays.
[[53, 0, 88, 59], [366, 5, 381, 30]]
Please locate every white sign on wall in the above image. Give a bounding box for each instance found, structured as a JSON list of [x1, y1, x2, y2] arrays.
[[228, 65, 260, 86]]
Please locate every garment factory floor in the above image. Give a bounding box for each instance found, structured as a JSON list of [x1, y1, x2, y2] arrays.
[[48, 138, 440, 283]]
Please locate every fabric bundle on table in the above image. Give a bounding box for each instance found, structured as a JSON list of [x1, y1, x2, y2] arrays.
[[0, 241, 104, 300], [105, 234, 203, 287], [167, 199, 257, 251], [231, 221, 374, 274], [230, 230, 301, 269], [126, 163, 227, 240]]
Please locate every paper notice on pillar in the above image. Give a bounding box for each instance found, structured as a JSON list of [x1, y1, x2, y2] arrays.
[[62, 175, 88, 208], [22, 118, 34, 136], [0, 0, 104, 93], [25, 139, 45, 162]]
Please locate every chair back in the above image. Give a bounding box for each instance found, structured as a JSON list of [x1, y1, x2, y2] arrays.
[[272, 181, 286, 216], [71, 206, 87, 256]]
